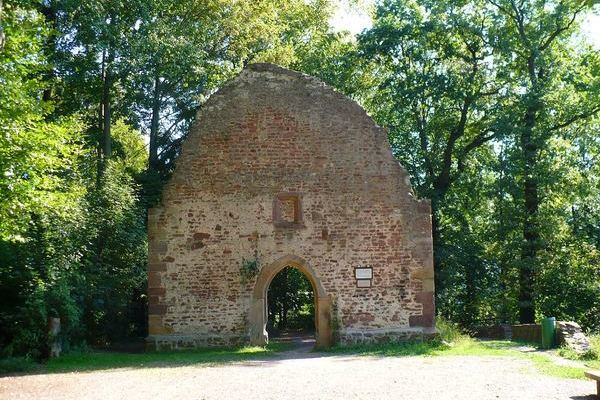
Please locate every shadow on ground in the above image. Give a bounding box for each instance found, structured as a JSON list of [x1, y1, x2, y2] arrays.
[[0, 338, 568, 377], [1, 333, 331, 377]]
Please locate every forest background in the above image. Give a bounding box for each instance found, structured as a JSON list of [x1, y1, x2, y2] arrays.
[[0, 0, 598, 357]]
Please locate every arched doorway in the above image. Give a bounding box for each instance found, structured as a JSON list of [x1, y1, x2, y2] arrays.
[[267, 266, 315, 343], [249, 255, 332, 348]]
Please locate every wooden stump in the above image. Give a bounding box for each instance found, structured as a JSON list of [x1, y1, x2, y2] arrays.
[[48, 317, 61, 358]]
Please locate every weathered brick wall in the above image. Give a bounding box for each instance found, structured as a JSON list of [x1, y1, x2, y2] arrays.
[[147, 63, 434, 349]]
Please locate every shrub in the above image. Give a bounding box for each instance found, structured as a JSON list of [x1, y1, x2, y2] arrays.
[[240, 257, 260, 283], [0, 356, 40, 375], [436, 317, 470, 344]]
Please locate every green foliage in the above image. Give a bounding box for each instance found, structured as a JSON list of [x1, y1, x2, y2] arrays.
[[1, 0, 334, 357], [267, 267, 315, 334], [591, 335, 600, 356], [358, 0, 504, 199], [435, 317, 468, 344], [326, 339, 447, 357], [1, 0, 599, 358], [78, 160, 148, 344], [0, 1, 86, 357], [0, 4, 84, 241], [240, 257, 260, 283], [0, 356, 41, 375], [0, 124, 147, 356], [352, 0, 600, 330]]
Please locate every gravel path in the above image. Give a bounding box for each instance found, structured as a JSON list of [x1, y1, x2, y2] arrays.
[[1, 350, 596, 400]]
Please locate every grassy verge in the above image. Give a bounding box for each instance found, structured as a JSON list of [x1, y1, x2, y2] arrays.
[[326, 328, 600, 380], [527, 353, 589, 379], [0, 342, 291, 376], [0, 357, 43, 375], [588, 334, 600, 369], [2, 332, 598, 379], [324, 338, 518, 358], [557, 333, 600, 371]]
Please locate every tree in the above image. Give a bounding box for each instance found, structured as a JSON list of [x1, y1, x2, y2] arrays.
[[488, 0, 599, 322], [47, 0, 148, 179], [354, 0, 599, 326], [78, 122, 148, 344], [357, 0, 506, 293], [0, 1, 88, 356], [1, 0, 340, 356], [123, 0, 335, 178]]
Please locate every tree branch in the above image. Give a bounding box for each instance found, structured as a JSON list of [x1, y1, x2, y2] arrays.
[[549, 106, 600, 131], [412, 105, 435, 180], [539, 4, 584, 51], [456, 129, 498, 173], [488, 0, 511, 16]]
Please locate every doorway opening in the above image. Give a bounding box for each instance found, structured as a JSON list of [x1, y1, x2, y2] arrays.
[[266, 266, 315, 344], [249, 255, 331, 348]]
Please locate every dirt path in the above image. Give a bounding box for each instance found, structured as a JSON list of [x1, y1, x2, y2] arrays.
[[1, 352, 596, 400]]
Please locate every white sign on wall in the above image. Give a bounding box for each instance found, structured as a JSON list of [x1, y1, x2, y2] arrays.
[[356, 279, 372, 288], [354, 267, 373, 280], [355, 267, 373, 288]]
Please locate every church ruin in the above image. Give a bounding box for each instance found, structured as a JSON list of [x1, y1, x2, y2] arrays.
[[146, 63, 435, 349]]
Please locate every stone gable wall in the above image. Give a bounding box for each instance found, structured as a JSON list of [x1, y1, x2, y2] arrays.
[[147, 63, 434, 349]]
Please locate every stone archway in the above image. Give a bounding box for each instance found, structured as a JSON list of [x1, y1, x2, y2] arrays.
[[249, 255, 332, 348]]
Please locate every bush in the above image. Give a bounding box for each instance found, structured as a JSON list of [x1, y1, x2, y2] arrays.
[[586, 334, 600, 360], [436, 317, 470, 344], [0, 356, 40, 375], [590, 334, 600, 354]]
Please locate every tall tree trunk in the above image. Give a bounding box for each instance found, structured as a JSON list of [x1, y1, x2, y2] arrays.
[[101, 49, 113, 159], [149, 73, 161, 172], [464, 259, 476, 326], [429, 97, 473, 299], [430, 198, 443, 295], [518, 104, 539, 323], [97, 47, 114, 180], [0, 0, 5, 50], [40, 2, 57, 103], [97, 51, 106, 183], [518, 55, 542, 324]]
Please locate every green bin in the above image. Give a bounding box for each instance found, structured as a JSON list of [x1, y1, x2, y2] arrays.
[[541, 317, 556, 349]]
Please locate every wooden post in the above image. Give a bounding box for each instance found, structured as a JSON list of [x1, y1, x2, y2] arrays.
[[48, 317, 61, 358]]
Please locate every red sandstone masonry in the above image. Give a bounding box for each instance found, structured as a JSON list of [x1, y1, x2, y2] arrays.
[[147, 63, 435, 348]]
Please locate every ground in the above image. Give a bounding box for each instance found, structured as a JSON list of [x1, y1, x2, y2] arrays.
[[1, 341, 598, 400]]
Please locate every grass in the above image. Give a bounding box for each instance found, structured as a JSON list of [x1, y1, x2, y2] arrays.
[[528, 353, 589, 379], [326, 337, 593, 379], [556, 333, 600, 371], [326, 320, 600, 381], [0, 342, 291, 376], [587, 334, 600, 369], [325, 337, 516, 358], [0, 356, 43, 375], [2, 330, 599, 379]]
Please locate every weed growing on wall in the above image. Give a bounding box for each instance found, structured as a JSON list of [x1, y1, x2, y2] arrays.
[[240, 256, 260, 283]]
